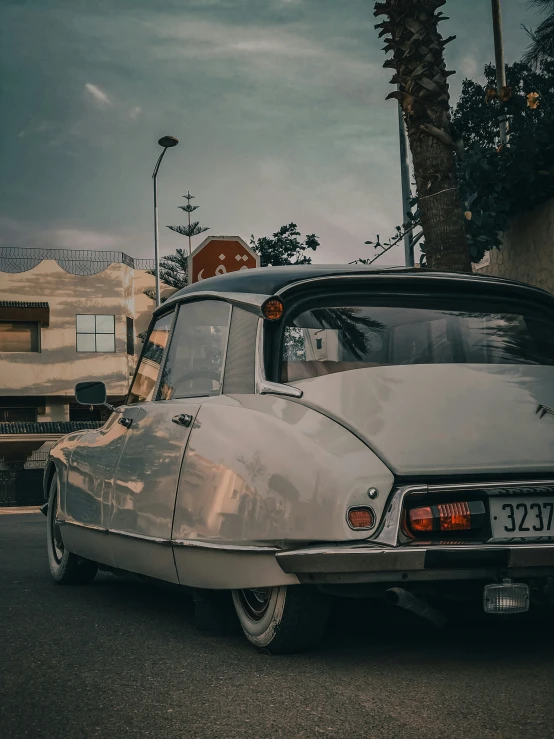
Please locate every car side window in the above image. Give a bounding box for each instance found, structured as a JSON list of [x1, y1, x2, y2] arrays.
[[127, 310, 174, 405], [157, 300, 230, 400]]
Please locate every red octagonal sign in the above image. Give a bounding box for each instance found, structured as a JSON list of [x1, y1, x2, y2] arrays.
[[188, 236, 260, 284]]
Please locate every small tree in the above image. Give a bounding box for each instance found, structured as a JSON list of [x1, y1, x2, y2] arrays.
[[167, 191, 209, 255], [250, 223, 319, 266], [156, 248, 189, 290]]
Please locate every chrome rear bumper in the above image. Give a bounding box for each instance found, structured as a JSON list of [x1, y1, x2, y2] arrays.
[[276, 543, 554, 584]]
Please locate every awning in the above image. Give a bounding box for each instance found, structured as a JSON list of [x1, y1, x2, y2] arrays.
[[0, 301, 50, 326]]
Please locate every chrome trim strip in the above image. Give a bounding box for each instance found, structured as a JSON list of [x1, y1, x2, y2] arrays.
[[255, 318, 303, 398], [427, 479, 554, 493], [62, 520, 280, 552], [274, 272, 553, 299], [63, 520, 108, 534], [109, 529, 172, 546], [372, 484, 427, 547], [159, 291, 272, 314], [171, 538, 280, 553], [219, 303, 233, 391]]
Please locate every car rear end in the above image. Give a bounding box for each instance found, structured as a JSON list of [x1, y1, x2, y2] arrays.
[[273, 273, 554, 621]]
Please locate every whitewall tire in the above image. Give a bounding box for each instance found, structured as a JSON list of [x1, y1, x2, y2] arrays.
[[46, 472, 98, 585], [231, 585, 330, 654]]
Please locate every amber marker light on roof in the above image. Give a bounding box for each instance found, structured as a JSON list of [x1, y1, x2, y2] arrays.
[[262, 298, 284, 321]]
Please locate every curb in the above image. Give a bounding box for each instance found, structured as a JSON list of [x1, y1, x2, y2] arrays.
[[0, 506, 42, 515]]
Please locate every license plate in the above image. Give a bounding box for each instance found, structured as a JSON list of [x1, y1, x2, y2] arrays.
[[490, 497, 554, 540]]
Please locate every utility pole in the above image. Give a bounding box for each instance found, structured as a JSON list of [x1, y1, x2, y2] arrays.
[[397, 102, 414, 267], [491, 0, 509, 145]]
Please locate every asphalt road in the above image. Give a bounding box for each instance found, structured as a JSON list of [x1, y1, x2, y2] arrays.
[[1, 513, 554, 739]]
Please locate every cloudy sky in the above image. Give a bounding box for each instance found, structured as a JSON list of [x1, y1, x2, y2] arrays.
[[0, 0, 541, 266]]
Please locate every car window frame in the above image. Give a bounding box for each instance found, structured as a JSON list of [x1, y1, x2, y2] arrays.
[[270, 288, 554, 382], [125, 306, 177, 406], [154, 297, 232, 401]]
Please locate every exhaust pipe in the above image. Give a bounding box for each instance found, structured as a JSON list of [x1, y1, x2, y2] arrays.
[[385, 587, 447, 629]]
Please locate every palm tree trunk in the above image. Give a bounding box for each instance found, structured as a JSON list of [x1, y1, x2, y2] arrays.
[[410, 135, 471, 272], [375, 0, 472, 272]]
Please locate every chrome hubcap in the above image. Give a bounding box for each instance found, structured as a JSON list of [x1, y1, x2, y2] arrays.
[[239, 588, 272, 621]]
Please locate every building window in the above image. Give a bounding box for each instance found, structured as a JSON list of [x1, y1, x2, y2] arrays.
[[126, 317, 135, 356], [0, 407, 37, 422], [76, 315, 116, 353], [0, 321, 40, 352]]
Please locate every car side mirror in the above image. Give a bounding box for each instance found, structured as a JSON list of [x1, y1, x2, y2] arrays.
[[75, 381, 108, 407]]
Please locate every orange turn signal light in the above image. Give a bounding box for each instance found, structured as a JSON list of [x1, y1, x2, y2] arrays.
[[347, 506, 375, 530], [408, 506, 434, 532], [262, 297, 284, 321]]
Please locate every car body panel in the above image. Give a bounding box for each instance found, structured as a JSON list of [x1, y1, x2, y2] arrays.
[[172, 395, 394, 546], [172, 544, 299, 589], [108, 400, 201, 582], [292, 364, 554, 477]]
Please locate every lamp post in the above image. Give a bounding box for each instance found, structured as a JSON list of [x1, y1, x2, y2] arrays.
[[152, 135, 179, 308]]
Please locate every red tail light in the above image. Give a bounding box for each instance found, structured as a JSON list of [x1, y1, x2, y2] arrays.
[[407, 500, 484, 537], [437, 502, 470, 531]]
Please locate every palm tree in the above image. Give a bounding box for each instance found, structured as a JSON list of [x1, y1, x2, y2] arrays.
[[523, 0, 554, 70], [374, 0, 471, 272]]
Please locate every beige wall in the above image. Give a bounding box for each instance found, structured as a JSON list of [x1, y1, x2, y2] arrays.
[[0, 259, 134, 397], [0, 260, 174, 401], [474, 198, 554, 293]]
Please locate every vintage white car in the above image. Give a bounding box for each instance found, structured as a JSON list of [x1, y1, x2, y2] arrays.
[[44, 265, 554, 652]]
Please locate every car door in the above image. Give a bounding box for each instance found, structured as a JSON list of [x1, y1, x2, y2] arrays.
[[63, 407, 142, 567], [108, 299, 231, 583]]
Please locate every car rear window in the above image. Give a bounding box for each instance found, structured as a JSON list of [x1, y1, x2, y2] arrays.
[[281, 301, 554, 383]]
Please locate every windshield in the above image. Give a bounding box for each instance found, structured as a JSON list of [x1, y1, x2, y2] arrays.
[[281, 301, 554, 383]]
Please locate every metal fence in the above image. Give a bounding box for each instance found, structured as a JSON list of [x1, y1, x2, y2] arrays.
[[0, 247, 155, 276]]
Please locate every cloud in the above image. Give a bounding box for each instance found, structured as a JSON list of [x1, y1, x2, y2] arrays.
[[0, 217, 128, 251], [84, 83, 112, 106], [129, 106, 142, 119], [50, 227, 125, 250]]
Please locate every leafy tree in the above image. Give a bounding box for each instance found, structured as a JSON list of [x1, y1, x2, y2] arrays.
[[167, 192, 209, 255], [360, 58, 554, 267], [250, 223, 319, 266], [374, 0, 471, 272], [452, 61, 554, 150], [453, 60, 554, 262], [523, 0, 554, 70]]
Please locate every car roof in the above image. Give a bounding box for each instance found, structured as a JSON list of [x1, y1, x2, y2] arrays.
[[156, 264, 554, 315]]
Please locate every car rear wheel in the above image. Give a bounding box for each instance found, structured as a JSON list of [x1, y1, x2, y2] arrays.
[[46, 472, 98, 585], [231, 585, 330, 654]]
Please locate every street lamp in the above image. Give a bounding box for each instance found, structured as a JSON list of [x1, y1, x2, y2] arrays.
[[152, 135, 179, 308]]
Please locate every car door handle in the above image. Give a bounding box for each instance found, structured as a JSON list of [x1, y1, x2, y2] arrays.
[[118, 416, 133, 429], [172, 413, 193, 428]]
